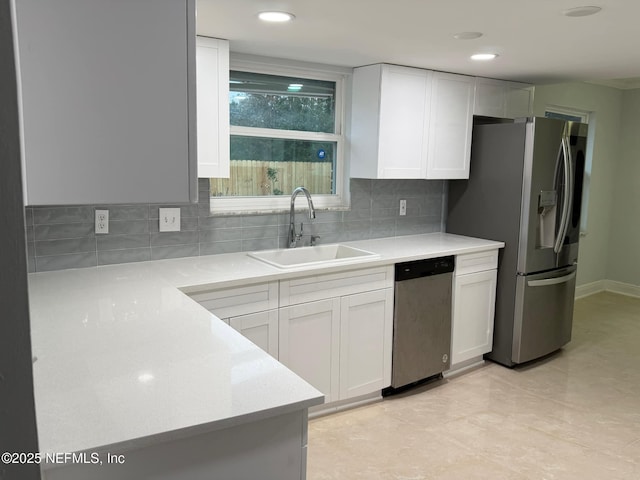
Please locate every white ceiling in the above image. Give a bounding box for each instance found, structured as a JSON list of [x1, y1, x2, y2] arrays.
[[196, 0, 640, 86]]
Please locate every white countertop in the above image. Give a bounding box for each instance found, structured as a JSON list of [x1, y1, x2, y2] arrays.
[[28, 233, 503, 456]]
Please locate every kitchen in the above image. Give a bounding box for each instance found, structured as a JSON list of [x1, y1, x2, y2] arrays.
[[2, 0, 640, 479]]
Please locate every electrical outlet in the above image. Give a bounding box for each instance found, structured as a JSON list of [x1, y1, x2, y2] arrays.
[[95, 209, 109, 234], [399, 199, 407, 216], [159, 208, 181, 232]]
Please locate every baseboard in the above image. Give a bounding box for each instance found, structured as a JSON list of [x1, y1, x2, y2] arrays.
[[575, 280, 606, 299], [575, 279, 640, 299], [604, 280, 640, 298]]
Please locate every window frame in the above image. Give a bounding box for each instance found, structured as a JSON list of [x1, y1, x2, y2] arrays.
[[209, 55, 349, 214]]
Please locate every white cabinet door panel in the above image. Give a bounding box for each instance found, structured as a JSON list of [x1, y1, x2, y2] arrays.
[[452, 269, 497, 365], [229, 310, 279, 359], [427, 72, 475, 179], [378, 66, 431, 178], [15, 0, 197, 205], [339, 289, 393, 400], [279, 299, 340, 403], [196, 37, 230, 178]]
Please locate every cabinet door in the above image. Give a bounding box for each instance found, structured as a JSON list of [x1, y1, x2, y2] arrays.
[[15, 0, 197, 205], [474, 78, 507, 118], [505, 83, 534, 119], [196, 37, 230, 178], [427, 72, 475, 179], [339, 289, 393, 400], [279, 299, 340, 403], [377, 66, 431, 178], [452, 269, 497, 365], [229, 310, 279, 359]]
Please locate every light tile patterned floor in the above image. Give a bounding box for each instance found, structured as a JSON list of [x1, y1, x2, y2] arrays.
[[307, 292, 640, 479]]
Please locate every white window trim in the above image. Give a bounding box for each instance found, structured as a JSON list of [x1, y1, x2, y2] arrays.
[[209, 54, 350, 214]]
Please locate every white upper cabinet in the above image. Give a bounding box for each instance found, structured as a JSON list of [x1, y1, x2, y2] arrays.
[[351, 64, 431, 179], [474, 78, 534, 119], [427, 72, 475, 179], [350, 64, 474, 180], [14, 0, 198, 205], [196, 37, 230, 178]]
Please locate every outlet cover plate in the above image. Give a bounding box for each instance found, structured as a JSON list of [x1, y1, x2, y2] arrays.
[[95, 209, 109, 234], [159, 208, 181, 232]]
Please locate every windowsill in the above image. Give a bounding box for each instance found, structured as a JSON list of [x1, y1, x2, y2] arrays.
[[206, 204, 351, 217], [207, 194, 349, 216]]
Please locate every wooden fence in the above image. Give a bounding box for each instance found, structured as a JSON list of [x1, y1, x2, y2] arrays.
[[210, 160, 333, 196]]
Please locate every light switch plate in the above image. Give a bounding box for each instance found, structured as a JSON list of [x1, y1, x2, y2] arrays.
[[399, 199, 407, 216], [159, 208, 181, 232]]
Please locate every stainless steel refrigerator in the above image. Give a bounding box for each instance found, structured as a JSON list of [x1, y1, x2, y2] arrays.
[[447, 117, 587, 367]]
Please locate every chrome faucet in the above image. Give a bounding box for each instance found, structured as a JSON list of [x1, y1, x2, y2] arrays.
[[288, 186, 316, 248]]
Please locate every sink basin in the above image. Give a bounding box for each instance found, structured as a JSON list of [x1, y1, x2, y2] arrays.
[[248, 244, 379, 269]]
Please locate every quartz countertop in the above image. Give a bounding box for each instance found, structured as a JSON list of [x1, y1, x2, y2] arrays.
[[28, 232, 503, 456]]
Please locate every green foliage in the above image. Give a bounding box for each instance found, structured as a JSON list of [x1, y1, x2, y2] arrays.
[[230, 93, 335, 133]]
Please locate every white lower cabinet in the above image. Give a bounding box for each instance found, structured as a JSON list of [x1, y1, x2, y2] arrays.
[[229, 310, 279, 359], [339, 289, 393, 399], [279, 299, 341, 403], [451, 265, 498, 366], [280, 289, 393, 403]]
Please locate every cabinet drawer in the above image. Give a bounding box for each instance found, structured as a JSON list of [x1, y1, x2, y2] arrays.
[[187, 282, 278, 318], [280, 266, 393, 306], [456, 250, 498, 276]]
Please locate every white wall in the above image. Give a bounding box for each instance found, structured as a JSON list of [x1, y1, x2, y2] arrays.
[[607, 88, 640, 286], [532, 82, 623, 287]]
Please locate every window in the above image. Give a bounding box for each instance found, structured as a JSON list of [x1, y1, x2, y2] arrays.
[[209, 59, 347, 212]]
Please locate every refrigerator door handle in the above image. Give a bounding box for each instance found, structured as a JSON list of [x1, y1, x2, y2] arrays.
[[553, 136, 571, 253], [527, 271, 576, 287]]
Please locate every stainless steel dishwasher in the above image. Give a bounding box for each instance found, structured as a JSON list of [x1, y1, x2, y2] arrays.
[[387, 256, 454, 392]]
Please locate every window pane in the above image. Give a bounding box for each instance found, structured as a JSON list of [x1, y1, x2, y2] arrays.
[[210, 136, 336, 196], [229, 71, 336, 133]]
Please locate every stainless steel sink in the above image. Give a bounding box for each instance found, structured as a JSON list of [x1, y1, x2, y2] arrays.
[[248, 244, 379, 269]]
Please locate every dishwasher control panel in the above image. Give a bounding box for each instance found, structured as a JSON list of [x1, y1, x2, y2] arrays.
[[394, 256, 454, 281]]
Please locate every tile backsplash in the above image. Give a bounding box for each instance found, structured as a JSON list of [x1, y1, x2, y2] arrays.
[[25, 178, 446, 272]]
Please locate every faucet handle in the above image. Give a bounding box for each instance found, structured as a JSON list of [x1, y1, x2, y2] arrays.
[[310, 235, 321, 246]]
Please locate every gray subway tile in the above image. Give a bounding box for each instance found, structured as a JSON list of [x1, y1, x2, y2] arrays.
[[26, 254, 36, 273], [98, 248, 151, 266], [370, 219, 396, 238], [35, 252, 97, 272], [97, 234, 150, 251], [241, 237, 278, 252], [102, 205, 149, 221], [35, 237, 95, 256], [312, 211, 344, 224], [241, 225, 279, 240], [199, 216, 242, 230], [200, 241, 242, 256], [151, 244, 200, 261], [32, 206, 94, 225], [343, 208, 371, 221], [24, 207, 34, 226], [34, 223, 95, 240], [108, 220, 150, 236], [25, 226, 35, 242], [241, 214, 282, 227], [150, 231, 199, 247], [148, 216, 198, 233], [199, 228, 242, 243]]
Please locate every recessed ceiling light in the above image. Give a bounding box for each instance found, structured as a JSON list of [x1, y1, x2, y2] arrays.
[[453, 32, 483, 40], [258, 11, 295, 23], [471, 53, 498, 61], [563, 6, 602, 17]]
